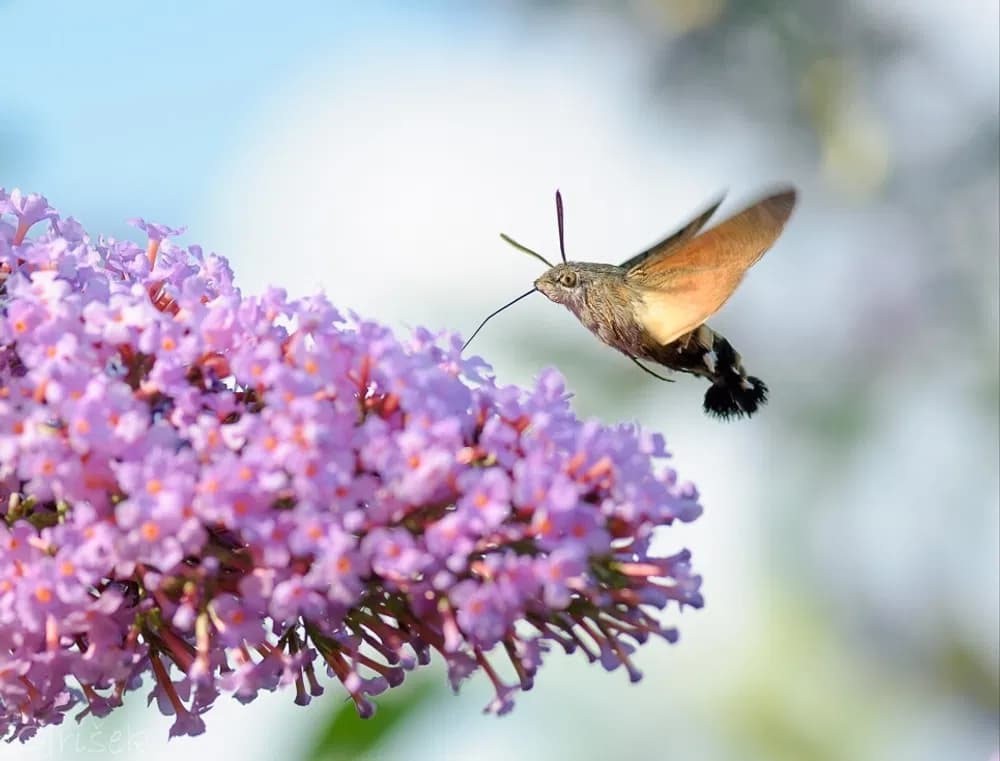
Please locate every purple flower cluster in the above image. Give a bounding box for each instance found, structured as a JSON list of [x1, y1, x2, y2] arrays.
[[0, 188, 703, 741]]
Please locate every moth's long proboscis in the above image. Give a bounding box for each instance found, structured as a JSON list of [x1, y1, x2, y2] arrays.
[[462, 288, 537, 351]]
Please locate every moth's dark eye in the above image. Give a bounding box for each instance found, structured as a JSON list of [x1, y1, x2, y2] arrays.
[[559, 271, 578, 288]]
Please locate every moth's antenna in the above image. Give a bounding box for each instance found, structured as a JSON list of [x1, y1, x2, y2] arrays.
[[499, 234, 555, 269], [462, 288, 537, 351], [555, 190, 567, 263]]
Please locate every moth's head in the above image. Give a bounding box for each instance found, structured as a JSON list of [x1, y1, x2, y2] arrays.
[[534, 263, 587, 306]]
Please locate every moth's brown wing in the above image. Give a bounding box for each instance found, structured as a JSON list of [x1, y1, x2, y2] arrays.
[[618, 194, 726, 271], [627, 187, 796, 346]]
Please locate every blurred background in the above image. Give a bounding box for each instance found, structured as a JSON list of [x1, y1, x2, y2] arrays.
[[3, 1, 997, 759]]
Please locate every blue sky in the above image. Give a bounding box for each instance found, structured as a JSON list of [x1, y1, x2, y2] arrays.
[[2, 1, 491, 237]]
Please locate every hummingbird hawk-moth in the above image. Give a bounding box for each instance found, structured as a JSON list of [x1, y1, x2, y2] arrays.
[[463, 187, 797, 420]]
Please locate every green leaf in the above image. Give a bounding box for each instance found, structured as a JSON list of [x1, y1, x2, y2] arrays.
[[305, 679, 437, 761]]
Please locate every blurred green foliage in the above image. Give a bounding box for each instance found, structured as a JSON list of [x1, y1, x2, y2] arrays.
[[306, 679, 438, 761]]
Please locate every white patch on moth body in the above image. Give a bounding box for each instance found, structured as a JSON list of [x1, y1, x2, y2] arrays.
[[703, 350, 717, 374]]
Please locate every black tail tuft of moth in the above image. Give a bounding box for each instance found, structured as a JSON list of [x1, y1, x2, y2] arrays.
[[702, 335, 768, 420], [703, 376, 768, 420]]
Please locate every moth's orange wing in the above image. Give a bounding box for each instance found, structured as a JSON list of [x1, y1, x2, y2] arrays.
[[627, 188, 796, 346], [618, 194, 726, 271]]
